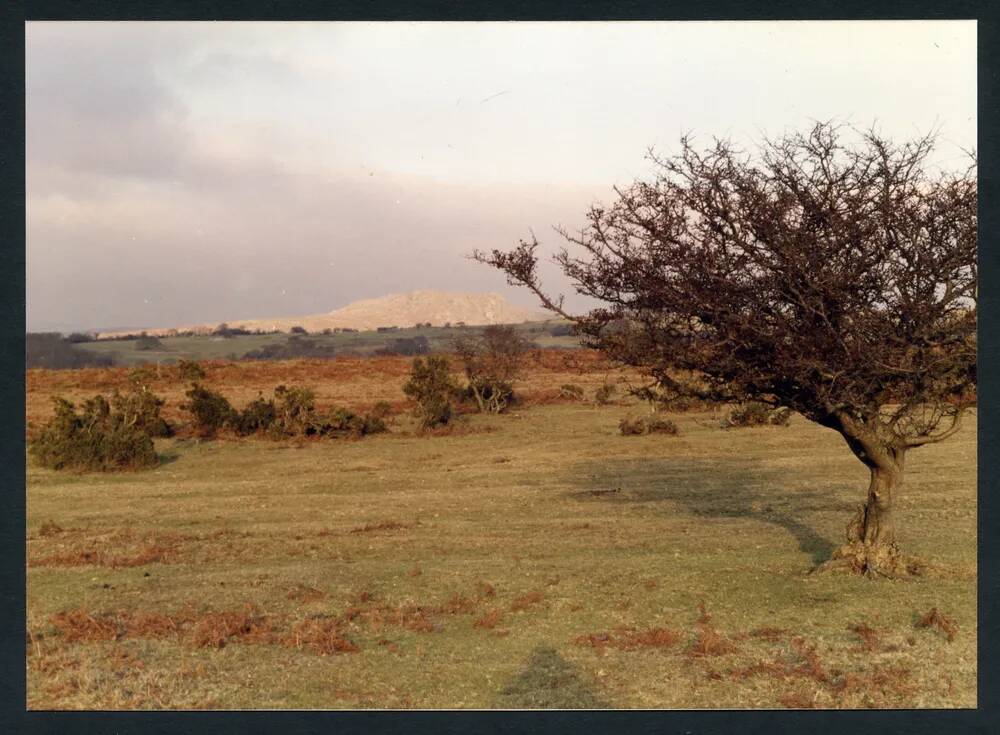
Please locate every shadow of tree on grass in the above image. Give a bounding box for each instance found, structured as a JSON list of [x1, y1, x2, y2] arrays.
[[494, 645, 609, 709], [567, 457, 861, 566]]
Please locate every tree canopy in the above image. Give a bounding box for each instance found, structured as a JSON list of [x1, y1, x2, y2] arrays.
[[476, 123, 977, 576]]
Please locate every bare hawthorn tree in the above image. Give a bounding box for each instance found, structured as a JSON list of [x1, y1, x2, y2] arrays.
[[475, 123, 977, 577], [452, 325, 531, 413]]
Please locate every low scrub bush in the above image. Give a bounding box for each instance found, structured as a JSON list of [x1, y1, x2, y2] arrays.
[[594, 383, 617, 405], [182, 384, 236, 438], [29, 396, 159, 472], [232, 395, 277, 436], [453, 325, 528, 414], [558, 383, 584, 401], [111, 382, 173, 438], [619, 415, 679, 436], [723, 402, 792, 428]]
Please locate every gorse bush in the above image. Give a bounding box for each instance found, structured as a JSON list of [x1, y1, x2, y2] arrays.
[[619, 415, 679, 436], [232, 395, 277, 436], [111, 382, 173, 438], [182, 384, 236, 438], [723, 402, 791, 429], [270, 385, 318, 437], [594, 383, 617, 405], [29, 395, 159, 472], [558, 384, 585, 401], [184, 383, 388, 440], [402, 356, 458, 429]]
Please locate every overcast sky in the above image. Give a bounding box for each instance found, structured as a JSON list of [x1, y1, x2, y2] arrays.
[[26, 21, 976, 332]]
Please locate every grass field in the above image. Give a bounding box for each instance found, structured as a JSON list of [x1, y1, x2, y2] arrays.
[[25, 353, 977, 709]]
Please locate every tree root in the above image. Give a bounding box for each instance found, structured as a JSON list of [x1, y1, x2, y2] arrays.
[[811, 542, 927, 579]]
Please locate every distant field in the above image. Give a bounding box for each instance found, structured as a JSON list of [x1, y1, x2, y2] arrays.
[[73, 320, 581, 366], [26, 352, 976, 709]]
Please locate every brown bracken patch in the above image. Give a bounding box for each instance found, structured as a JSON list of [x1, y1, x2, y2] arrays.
[[749, 626, 787, 642], [687, 602, 738, 657], [287, 584, 327, 603], [189, 605, 278, 649], [350, 521, 413, 534], [283, 617, 359, 655], [510, 591, 544, 612], [49, 609, 121, 643], [575, 627, 682, 651], [915, 607, 957, 642], [474, 608, 504, 630], [38, 520, 65, 537]]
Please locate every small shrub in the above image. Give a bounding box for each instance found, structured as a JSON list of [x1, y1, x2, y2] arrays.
[[915, 607, 957, 642], [29, 396, 159, 472], [111, 382, 173, 438], [269, 385, 318, 437], [453, 325, 528, 413], [182, 383, 236, 437], [723, 402, 790, 428], [558, 383, 584, 400], [289, 326, 308, 335], [619, 416, 678, 436], [594, 383, 617, 405], [316, 407, 387, 438], [232, 395, 277, 436], [403, 356, 459, 429], [369, 401, 393, 420]]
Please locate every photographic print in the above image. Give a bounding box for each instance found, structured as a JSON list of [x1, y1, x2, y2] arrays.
[[25, 20, 977, 710]]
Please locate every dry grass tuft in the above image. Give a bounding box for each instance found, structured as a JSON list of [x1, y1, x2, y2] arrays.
[[847, 622, 882, 652], [687, 603, 738, 657], [438, 593, 478, 615], [510, 591, 544, 612], [915, 607, 957, 642], [39, 520, 65, 537], [286, 584, 327, 603], [778, 690, 819, 709], [474, 581, 496, 599], [350, 521, 413, 534], [749, 626, 787, 642], [283, 617, 359, 655], [473, 608, 505, 630]]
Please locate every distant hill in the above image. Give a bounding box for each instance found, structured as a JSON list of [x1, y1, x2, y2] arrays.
[[96, 290, 549, 339]]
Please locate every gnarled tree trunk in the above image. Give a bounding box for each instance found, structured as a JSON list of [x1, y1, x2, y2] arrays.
[[849, 459, 903, 548], [817, 415, 921, 577]]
